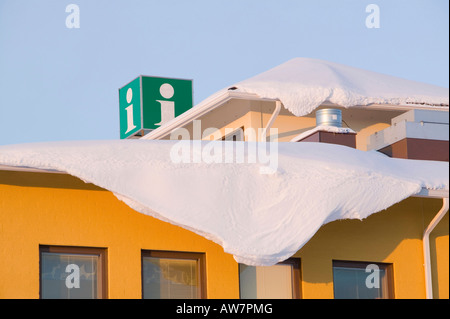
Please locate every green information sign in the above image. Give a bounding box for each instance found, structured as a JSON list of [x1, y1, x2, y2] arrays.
[[119, 76, 193, 139]]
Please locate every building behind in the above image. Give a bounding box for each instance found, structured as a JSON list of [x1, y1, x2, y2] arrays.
[[0, 59, 448, 299]]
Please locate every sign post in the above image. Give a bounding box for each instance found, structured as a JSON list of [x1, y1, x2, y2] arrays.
[[119, 76, 193, 139]]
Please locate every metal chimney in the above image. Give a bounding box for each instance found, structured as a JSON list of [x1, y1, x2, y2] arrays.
[[316, 109, 342, 127]]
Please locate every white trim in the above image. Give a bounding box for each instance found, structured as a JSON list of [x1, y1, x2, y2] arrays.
[[0, 165, 63, 174], [413, 188, 450, 199], [423, 197, 449, 299], [367, 120, 449, 151], [260, 100, 282, 141], [140, 90, 229, 141], [392, 109, 449, 125], [357, 103, 448, 111], [140, 91, 278, 141]]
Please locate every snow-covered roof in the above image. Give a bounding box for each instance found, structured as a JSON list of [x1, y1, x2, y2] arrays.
[[0, 140, 448, 266], [142, 57, 448, 141], [231, 57, 449, 116]]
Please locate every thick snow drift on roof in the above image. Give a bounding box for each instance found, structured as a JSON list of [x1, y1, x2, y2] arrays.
[[0, 140, 448, 266], [230, 58, 449, 116]]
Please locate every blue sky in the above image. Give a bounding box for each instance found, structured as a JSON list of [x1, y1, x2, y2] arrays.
[[0, 0, 448, 145]]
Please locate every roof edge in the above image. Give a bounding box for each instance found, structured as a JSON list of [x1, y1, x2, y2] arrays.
[[141, 91, 278, 140], [413, 188, 449, 199], [0, 165, 63, 174]]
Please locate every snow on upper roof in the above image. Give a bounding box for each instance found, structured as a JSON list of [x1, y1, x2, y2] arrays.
[[230, 58, 449, 116], [141, 58, 448, 141], [0, 140, 448, 265]]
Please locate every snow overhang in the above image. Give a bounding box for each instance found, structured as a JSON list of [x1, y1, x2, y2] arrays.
[[1, 163, 447, 198], [0, 140, 448, 266], [229, 58, 449, 117]]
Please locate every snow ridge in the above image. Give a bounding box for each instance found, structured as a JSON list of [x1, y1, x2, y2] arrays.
[[231, 58, 449, 116]]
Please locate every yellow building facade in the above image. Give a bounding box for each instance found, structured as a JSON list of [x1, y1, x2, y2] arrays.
[[0, 169, 448, 299]]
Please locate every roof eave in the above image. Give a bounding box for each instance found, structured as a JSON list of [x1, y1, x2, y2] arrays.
[[140, 91, 279, 141]]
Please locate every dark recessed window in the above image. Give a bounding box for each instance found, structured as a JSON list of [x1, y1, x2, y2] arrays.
[[333, 260, 394, 299], [222, 127, 245, 141]]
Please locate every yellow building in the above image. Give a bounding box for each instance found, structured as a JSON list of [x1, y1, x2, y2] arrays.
[[0, 58, 448, 299]]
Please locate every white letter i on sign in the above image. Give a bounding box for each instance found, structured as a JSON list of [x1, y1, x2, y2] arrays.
[[125, 88, 137, 133]]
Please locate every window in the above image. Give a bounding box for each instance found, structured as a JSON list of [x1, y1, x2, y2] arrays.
[[142, 250, 206, 299], [221, 127, 245, 141], [333, 261, 394, 299], [239, 258, 301, 299], [39, 246, 107, 299]]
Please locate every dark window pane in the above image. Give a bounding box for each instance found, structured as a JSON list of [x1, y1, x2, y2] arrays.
[[333, 262, 391, 299]]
